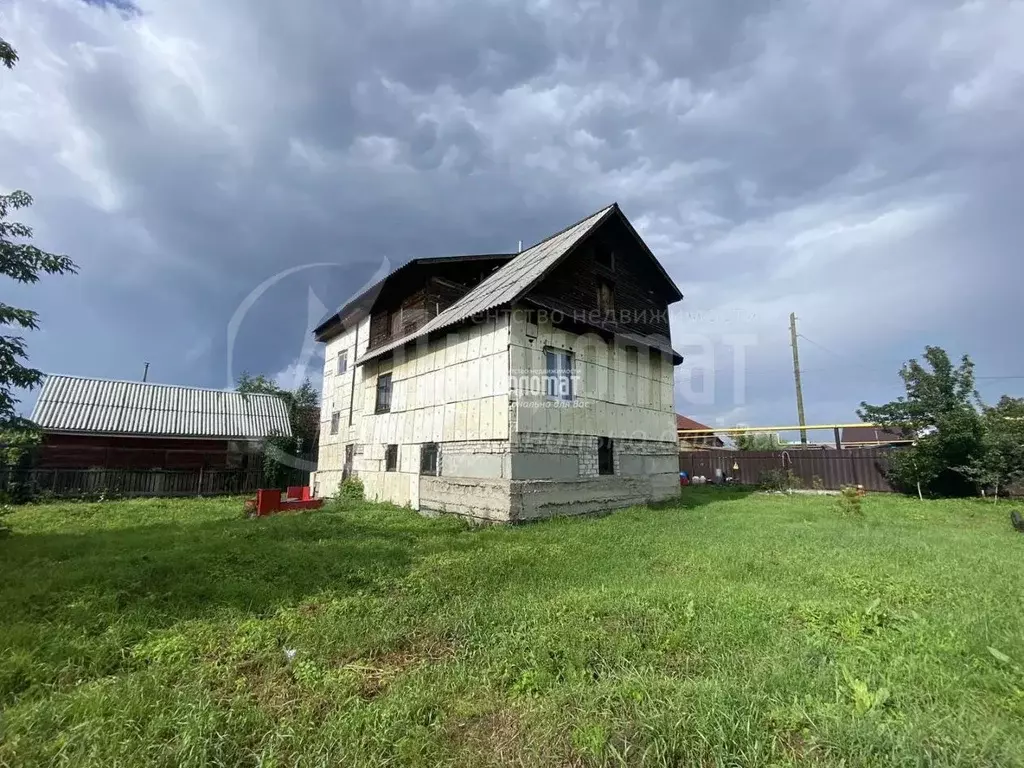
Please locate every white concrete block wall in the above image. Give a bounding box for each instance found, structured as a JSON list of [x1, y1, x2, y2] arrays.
[[346, 317, 512, 506], [315, 301, 677, 518], [313, 316, 371, 497], [508, 306, 677, 444]]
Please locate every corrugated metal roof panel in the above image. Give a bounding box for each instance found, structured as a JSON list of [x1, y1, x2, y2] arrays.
[[29, 375, 293, 439], [356, 204, 615, 364]]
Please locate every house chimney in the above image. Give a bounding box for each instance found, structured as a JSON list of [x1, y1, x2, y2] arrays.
[[142, 362, 150, 382], [518, 240, 522, 253]]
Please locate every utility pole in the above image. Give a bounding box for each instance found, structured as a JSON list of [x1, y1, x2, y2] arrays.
[[142, 362, 150, 383], [789, 313, 807, 444]]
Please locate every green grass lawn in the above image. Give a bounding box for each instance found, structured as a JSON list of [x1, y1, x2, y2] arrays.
[[1, 489, 1023, 767]]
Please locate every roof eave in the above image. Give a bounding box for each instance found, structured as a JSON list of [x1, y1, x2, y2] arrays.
[[313, 253, 517, 341], [39, 429, 287, 440]]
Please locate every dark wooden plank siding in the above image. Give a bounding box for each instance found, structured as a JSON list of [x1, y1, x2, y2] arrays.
[[367, 261, 508, 352], [36, 434, 254, 470], [526, 215, 673, 340]]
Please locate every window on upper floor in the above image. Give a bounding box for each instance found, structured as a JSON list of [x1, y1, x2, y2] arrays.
[[389, 309, 403, 339], [594, 242, 615, 271], [545, 347, 574, 401], [597, 279, 615, 318], [375, 373, 393, 414], [385, 444, 398, 472], [337, 350, 348, 375], [330, 411, 341, 435], [598, 437, 615, 475]]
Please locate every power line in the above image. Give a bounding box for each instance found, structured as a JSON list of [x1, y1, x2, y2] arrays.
[[788, 332, 1024, 382], [693, 366, 1024, 380], [796, 333, 847, 360]]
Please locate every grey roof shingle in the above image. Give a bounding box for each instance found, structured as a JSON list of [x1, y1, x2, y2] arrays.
[[356, 204, 616, 364], [29, 375, 293, 439]]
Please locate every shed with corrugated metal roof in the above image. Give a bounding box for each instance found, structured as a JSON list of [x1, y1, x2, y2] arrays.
[[28, 375, 292, 470]]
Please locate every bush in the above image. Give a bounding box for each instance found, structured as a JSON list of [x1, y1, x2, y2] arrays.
[[339, 477, 364, 502], [837, 485, 865, 517], [759, 469, 801, 492], [0, 481, 33, 505]]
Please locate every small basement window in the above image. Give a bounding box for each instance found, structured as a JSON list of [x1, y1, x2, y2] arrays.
[[375, 373, 393, 413], [385, 444, 398, 472], [598, 437, 614, 475], [337, 350, 348, 375], [420, 442, 439, 476], [330, 411, 341, 435]]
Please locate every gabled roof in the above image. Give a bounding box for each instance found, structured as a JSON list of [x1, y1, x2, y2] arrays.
[[356, 202, 682, 365], [30, 375, 292, 439], [313, 252, 515, 340], [676, 414, 725, 446]]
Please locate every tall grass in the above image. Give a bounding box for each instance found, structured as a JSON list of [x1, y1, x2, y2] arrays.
[[1, 489, 1022, 766]]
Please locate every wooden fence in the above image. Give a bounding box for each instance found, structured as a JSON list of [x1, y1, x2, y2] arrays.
[[679, 448, 897, 492], [0, 467, 307, 499]]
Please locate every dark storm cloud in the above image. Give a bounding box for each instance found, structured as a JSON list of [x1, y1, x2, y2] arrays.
[[3, 0, 1022, 422]]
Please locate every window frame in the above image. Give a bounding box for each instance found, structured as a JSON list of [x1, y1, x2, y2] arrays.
[[594, 243, 615, 271], [598, 437, 615, 476], [420, 442, 439, 476], [385, 444, 398, 472], [544, 347, 574, 402], [337, 350, 348, 375], [329, 411, 341, 436], [375, 373, 393, 414]]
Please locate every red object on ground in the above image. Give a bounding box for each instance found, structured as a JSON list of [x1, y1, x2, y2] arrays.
[[286, 485, 312, 501], [251, 486, 322, 516], [679, 477, 690, 486]]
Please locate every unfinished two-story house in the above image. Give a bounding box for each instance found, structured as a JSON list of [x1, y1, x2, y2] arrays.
[[311, 203, 683, 522]]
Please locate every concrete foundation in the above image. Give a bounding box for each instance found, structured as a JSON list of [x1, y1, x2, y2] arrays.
[[419, 476, 512, 523], [511, 474, 677, 522], [339, 435, 678, 523], [413, 435, 677, 523]]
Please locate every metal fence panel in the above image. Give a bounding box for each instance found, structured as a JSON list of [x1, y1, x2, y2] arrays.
[[0, 467, 309, 499], [680, 449, 896, 492]]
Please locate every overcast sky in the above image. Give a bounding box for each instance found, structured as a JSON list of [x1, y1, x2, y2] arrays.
[[3, 0, 1022, 435]]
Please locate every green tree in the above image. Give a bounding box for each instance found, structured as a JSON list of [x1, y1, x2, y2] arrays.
[[734, 431, 787, 451], [236, 372, 319, 449], [0, 36, 17, 69], [237, 372, 320, 488], [260, 430, 300, 490], [1, 37, 78, 459], [957, 396, 1024, 501], [858, 346, 983, 497]]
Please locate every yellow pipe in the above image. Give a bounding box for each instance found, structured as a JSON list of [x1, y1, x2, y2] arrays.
[[678, 423, 899, 435]]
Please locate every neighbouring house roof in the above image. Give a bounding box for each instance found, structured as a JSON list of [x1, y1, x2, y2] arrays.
[[676, 414, 725, 447], [29, 375, 292, 439], [313, 252, 516, 340], [840, 425, 909, 445], [354, 203, 684, 365]]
